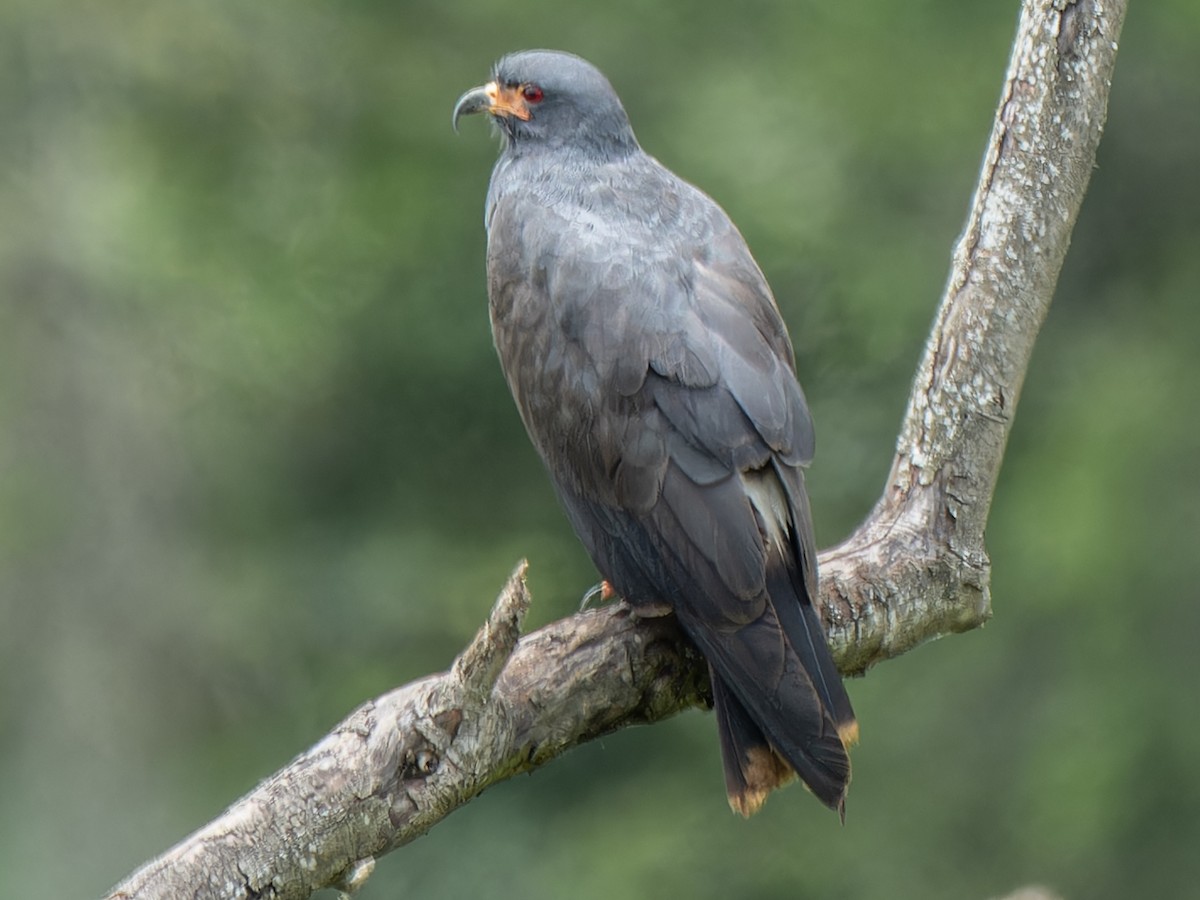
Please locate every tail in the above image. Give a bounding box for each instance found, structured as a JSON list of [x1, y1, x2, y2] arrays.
[[711, 671, 795, 817], [693, 562, 857, 817]]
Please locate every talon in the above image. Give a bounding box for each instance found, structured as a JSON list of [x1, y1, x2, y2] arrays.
[[579, 579, 616, 610]]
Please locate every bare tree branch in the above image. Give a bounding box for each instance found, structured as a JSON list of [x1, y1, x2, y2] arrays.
[[107, 1, 1128, 897], [823, 0, 1127, 674], [108, 564, 710, 900]]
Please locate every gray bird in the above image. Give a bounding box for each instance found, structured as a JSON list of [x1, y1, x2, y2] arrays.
[[454, 49, 857, 817]]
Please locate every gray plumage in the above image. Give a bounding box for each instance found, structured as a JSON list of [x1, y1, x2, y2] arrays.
[[455, 49, 857, 815]]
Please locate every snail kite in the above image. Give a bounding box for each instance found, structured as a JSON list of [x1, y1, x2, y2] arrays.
[[454, 49, 857, 816]]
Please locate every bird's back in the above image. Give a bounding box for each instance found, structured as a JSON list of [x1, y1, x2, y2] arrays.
[[485, 150, 804, 489]]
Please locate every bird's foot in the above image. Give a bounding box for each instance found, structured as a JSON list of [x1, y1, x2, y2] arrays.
[[579, 579, 617, 611]]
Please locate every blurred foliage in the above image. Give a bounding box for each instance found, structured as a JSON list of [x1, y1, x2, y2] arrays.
[[2, 1, 1198, 898]]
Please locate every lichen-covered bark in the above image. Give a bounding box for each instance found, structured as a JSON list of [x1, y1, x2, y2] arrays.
[[108, 567, 709, 900], [821, 0, 1126, 675], [106, 2, 1128, 897]]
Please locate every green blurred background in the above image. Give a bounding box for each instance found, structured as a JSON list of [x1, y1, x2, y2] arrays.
[[3, 1, 1197, 898]]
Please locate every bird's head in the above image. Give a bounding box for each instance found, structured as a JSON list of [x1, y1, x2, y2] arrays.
[[453, 50, 638, 156]]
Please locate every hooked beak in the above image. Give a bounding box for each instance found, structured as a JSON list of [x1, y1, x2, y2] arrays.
[[452, 81, 533, 133]]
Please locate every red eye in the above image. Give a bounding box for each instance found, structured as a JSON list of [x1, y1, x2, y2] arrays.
[[522, 84, 544, 104]]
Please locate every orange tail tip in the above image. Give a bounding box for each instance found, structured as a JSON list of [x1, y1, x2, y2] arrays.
[[726, 746, 795, 818]]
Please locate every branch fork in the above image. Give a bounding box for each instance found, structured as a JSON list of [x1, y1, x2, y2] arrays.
[[107, 2, 1127, 896]]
